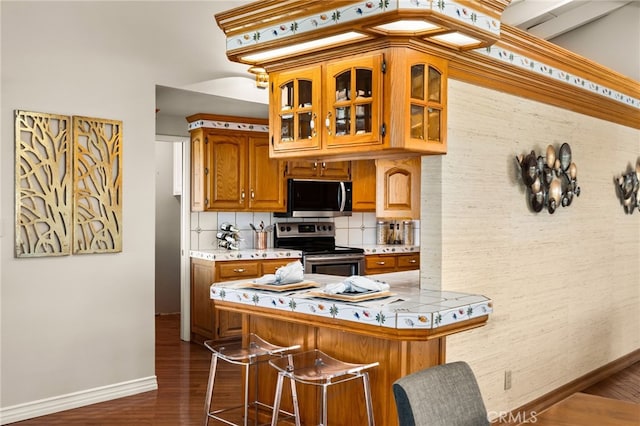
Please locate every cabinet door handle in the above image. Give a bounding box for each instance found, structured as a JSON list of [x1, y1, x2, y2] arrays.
[[376, 261, 386, 265], [311, 113, 317, 137], [325, 112, 332, 135], [313, 161, 318, 171], [321, 162, 326, 169], [233, 268, 245, 273], [250, 189, 255, 199], [408, 259, 417, 263], [240, 190, 245, 202]]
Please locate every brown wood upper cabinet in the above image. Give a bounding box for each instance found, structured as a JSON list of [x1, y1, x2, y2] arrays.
[[270, 52, 384, 159], [268, 48, 447, 161], [188, 114, 285, 212], [352, 159, 376, 212], [376, 157, 421, 219], [284, 160, 350, 180]]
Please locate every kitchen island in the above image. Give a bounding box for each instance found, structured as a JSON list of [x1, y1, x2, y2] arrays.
[[210, 270, 492, 425]]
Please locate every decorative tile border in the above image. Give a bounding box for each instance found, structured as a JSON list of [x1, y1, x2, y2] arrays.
[[220, 1, 638, 114], [476, 45, 640, 110], [187, 119, 269, 132], [361, 245, 420, 254], [189, 249, 302, 261], [226, 0, 499, 52], [210, 278, 493, 330]]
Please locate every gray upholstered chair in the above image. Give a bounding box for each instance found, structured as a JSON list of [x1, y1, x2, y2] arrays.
[[392, 361, 489, 426]]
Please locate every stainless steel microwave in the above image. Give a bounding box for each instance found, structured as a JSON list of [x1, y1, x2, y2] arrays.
[[275, 179, 353, 218]]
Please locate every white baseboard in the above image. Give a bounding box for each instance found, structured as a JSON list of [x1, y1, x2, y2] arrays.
[[0, 376, 158, 425]]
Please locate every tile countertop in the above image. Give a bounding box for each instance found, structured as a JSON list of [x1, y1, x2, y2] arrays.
[[190, 248, 303, 261], [357, 245, 420, 254], [209, 270, 492, 330], [190, 246, 418, 261]]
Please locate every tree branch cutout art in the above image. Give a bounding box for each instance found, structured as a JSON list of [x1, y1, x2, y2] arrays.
[[516, 143, 580, 214], [14, 110, 122, 257]]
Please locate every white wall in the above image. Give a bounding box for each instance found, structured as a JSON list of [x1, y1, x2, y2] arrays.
[[155, 141, 181, 314], [0, 1, 246, 422], [550, 1, 640, 81], [422, 79, 640, 416]]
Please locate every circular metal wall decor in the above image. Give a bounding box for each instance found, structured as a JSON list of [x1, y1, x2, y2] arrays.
[[616, 160, 640, 214], [516, 143, 580, 214]]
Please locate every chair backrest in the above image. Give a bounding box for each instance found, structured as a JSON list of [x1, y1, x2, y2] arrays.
[[393, 361, 489, 426]]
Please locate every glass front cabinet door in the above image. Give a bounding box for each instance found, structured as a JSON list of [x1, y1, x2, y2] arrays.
[[270, 67, 322, 152], [325, 54, 383, 148], [406, 52, 447, 152]]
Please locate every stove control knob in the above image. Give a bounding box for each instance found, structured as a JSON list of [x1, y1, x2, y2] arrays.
[[328, 225, 332, 231], [286, 226, 292, 232]]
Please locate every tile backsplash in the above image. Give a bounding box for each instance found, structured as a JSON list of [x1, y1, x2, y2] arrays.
[[190, 211, 420, 250]]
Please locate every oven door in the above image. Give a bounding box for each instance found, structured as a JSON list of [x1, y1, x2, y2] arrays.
[[303, 253, 364, 277]]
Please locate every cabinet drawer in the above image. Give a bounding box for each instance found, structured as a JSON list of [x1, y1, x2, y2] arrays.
[[397, 254, 420, 270], [365, 255, 397, 272], [261, 259, 300, 275], [216, 261, 260, 280]]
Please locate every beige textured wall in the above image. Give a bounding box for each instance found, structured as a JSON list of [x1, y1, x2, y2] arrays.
[[421, 79, 640, 416]]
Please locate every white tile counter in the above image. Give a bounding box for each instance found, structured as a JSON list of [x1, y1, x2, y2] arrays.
[[190, 248, 302, 262], [210, 270, 492, 330], [357, 245, 420, 254]]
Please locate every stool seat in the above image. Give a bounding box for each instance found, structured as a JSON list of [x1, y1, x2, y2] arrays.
[[205, 334, 298, 363], [269, 349, 379, 426], [204, 334, 300, 426]]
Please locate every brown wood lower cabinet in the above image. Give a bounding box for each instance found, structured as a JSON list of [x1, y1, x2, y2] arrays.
[[213, 299, 488, 426], [364, 252, 420, 274], [190, 257, 300, 344]]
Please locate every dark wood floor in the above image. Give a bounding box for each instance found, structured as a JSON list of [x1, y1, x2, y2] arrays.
[[10, 314, 640, 425]]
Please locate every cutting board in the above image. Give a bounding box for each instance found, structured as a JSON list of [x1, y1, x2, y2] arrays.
[[305, 290, 393, 302], [245, 280, 320, 292]]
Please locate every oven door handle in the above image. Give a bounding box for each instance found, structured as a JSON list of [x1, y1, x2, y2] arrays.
[[305, 254, 365, 263]]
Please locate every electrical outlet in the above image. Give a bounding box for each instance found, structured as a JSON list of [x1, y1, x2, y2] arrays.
[[504, 370, 512, 390]]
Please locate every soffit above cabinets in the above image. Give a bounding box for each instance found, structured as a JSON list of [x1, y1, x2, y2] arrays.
[[215, 0, 512, 66]]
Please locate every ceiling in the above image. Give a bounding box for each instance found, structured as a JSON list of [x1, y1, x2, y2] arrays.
[[155, 0, 634, 123], [501, 0, 632, 39]]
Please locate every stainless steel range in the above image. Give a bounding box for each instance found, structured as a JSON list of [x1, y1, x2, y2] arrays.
[[273, 222, 364, 276]]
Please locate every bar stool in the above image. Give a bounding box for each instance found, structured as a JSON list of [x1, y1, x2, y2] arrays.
[[269, 349, 379, 426], [204, 334, 300, 426]]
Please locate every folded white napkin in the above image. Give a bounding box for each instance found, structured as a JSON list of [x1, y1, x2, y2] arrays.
[[253, 260, 304, 285], [323, 275, 390, 295]]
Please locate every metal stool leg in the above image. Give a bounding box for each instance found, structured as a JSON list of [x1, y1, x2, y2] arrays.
[[243, 361, 250, 426], [270, 372, 285, 426], [289, 372, 301, 426], [362, 372, 375, 426], [270, 370, 300, 426], [320, 384, 329, 426], [204, 354, 219, 426]]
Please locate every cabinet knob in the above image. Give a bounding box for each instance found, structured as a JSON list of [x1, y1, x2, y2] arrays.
[[250, 189, 255, 199], [325, 112, 332, 135], [408, 259, 417, 263], [376, 261, 386, 265], [233, 268, 245, 273], [240, 190, 245, 202]]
